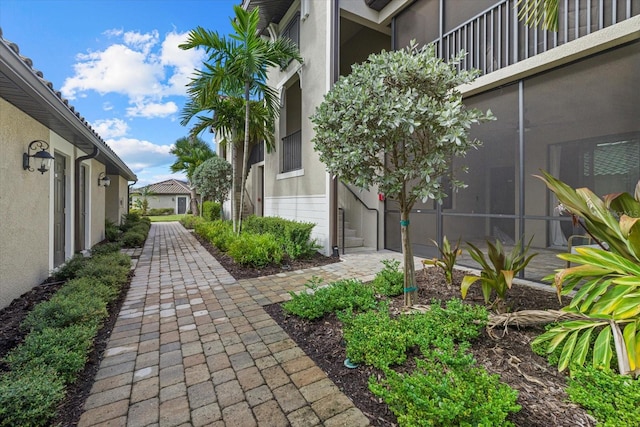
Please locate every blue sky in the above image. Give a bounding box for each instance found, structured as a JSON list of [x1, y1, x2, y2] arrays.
[[1, 0, 237, 186]]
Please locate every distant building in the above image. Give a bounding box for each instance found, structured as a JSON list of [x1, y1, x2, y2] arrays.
[[131, 179, 195, 214]]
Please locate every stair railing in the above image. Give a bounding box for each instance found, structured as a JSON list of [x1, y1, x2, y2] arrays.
[[339, 182, 379, 254]]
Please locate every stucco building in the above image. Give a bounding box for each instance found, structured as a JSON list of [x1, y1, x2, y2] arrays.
[[131, 179, 194, 215], [235, 0, 638, 280], [0, 29, 136, 308]]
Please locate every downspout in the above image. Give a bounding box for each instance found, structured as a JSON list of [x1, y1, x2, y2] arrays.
[[330, 0, 340, 256], [74, 146, 99, 252], [128, 179, 138, 217]]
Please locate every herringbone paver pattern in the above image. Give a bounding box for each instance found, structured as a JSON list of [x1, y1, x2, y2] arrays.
[[79, 222, 413, 427]]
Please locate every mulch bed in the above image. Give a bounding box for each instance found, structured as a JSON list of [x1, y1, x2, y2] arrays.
[[264, 268, 597, 427], [0, 227, 595, 426]]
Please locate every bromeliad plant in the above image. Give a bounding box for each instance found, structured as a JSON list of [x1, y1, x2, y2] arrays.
[[531, 171, 640, 377], [422, 236, 462, 286], [461, 237, 537, 307]]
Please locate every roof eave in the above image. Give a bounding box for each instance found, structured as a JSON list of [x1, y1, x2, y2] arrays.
[[0, 36, 137, 181]]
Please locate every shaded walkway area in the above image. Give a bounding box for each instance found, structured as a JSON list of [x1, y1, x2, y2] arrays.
[[78, 222, 406, 427]]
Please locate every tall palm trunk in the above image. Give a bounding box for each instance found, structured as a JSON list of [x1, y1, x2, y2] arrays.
[[231, 142, 237, 233], [189, 184, 200, 216], [238, 81, 251, 234]]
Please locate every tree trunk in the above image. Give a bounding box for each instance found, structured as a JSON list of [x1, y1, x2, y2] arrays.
[[189, 185, 199, 216], [238, 81, 251, 235], [231, 142, 237, 233], [401, 208, 417, 306]]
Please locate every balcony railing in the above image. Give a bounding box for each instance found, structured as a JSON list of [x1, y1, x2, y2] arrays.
[[437, 0, 639, 75], [282, 130, 302, 172]]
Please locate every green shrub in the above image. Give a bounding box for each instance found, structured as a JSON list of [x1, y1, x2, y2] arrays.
[[567, 367, 640, 426], [341, 304, 414, 369], [21, 291, 107, 332], [91, 241, 122, 257], [120, 231, 146, 247], [147, 208, 174, 216], [242, 216, 318, 260], [77, 261, 129, 289], [202, 201, 221, 221], [0, 367, 65, 427], [92, 251, 131, 269], [180, 214, 205, 229], [370, 358, 520, 427], [283, 277, 377, 320], [372, 259, 404, 296], [105, 219, 121, 242], [195, 220, 235, 251], [228, 233, 284, 267], [4, 325, 96, 385], [56, 277, 118, 303], [53, 254, 90, 281]]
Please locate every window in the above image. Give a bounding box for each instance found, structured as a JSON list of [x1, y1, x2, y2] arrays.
[[280, 14, 300, 69]]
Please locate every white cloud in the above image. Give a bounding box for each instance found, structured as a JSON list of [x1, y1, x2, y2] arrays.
[[160, 31, 205, 96], [92, 118, 129, 138], [61, 44, 164, 99], [106, 137, 174, 173], [60, 29, 204, 114], [126, 101, 178, 118]]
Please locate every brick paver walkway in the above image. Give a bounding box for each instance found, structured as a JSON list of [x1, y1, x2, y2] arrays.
[[78, 222, 410, 427]]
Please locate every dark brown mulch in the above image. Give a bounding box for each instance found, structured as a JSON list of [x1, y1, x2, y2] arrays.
[[265, 268, 596, 427], [0, 272, 132, 427], [192, 231, 340, 280]]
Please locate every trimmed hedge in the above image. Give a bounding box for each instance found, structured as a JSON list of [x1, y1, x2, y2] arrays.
[[147, 208, 175, 216], [180, 214, 205, 229], [202, 201, 221, 221], [0, 249, 131, 426]]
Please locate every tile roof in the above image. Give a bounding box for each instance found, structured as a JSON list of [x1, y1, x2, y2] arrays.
[[0, 27, 136, 180], [132, 179, 192, 195]]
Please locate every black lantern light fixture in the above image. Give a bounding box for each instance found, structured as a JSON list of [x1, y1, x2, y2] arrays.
[[98, 172, 111, 187], [23, 140, 54, 174]]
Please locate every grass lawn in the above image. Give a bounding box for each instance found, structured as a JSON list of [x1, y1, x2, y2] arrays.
[[146, 214, 186, 222]]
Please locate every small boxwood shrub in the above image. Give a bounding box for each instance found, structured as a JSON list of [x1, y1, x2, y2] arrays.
[[243, 216, 319, 260], [147, 208, 174, 216], [21, 291, 107, 332], [369, 358, 520, 427], [91, 242, 122, 257], [105, 219, 120, 242], [283, 277, 378, 320], [57, 277, 118, 303], [4, 325, 97, 385], [567, 367, 640, 426], [180, 214, 205, 229], [120, 231, 146, 248], [202, 201, 221, 221], [195, 220, 236, 252], [372, 259, 404, 296], [53, 254, 90, 281], [0, 367, 65, 427], [227, 233, 284, 267]]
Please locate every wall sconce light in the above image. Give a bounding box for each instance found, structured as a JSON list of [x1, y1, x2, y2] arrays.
[[23, 140, 54, 174], [98, 172, 111, 187]]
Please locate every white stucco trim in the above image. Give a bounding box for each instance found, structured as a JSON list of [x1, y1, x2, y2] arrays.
[[276, 169, 305, 180], [265, 194, 331, 255]]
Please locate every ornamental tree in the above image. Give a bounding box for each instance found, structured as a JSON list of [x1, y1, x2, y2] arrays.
[[192, 156, 233, 219], [311, 42, 494, 306]]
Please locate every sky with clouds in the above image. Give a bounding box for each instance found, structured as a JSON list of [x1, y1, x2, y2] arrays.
[[1, 0, 236, 186]]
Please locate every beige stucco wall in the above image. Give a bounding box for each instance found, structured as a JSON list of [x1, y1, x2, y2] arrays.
[[105, 175, 128, 226], [131, 194, 189, 213], [0, 98, 51, 309], [91, 160, 107, 245], [265, 0, 330, 199]]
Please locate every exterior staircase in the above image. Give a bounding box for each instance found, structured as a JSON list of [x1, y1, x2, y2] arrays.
[[338, 209, 365, 249]]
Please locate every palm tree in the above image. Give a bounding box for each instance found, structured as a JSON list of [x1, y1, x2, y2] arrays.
[[180, 4, 301, 233], [170, 137, 215, 216], [182, 93, 275, 228], [517, 0, 559, 31]]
